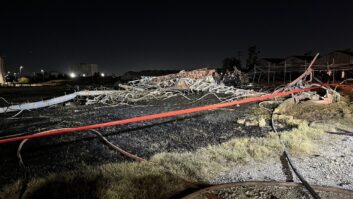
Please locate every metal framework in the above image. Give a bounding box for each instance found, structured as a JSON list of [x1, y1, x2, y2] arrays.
[[251, 62, 353, 84]]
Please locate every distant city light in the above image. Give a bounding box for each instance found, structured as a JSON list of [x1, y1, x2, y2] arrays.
[[101, 73, 105, 77], [82, 74, 86, 77], [70, 72, 76, 78]]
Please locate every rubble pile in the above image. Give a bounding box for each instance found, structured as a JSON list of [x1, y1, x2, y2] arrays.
[[87, 68, 261, 105], [115, 68, 261, 102], [0, 68, 262, 111]]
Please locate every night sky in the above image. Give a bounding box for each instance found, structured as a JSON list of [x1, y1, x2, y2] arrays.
[[1, 0, 353, 75]]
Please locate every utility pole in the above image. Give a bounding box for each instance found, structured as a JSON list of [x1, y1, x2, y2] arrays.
[[0, 56, 5, 85], [19, 65, 23, 76], [237, 51, 242, 69], [41, 69, 45, 81]]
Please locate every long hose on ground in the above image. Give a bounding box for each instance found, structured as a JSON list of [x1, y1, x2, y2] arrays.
[[271, 109, 321, 199], [17, 139, 29, 199]]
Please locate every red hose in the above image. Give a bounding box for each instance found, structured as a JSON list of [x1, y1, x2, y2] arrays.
[[0, 85, 332, 144]]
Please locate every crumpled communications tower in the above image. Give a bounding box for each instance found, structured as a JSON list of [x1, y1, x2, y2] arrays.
[[0, 56, 4, 85]]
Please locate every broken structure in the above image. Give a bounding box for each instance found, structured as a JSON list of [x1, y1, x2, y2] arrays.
[[0, 68, 262, 113], [252, 51, 353, 83]]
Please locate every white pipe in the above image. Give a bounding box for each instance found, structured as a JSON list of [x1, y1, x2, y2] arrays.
[[0, 90, 120, 114]]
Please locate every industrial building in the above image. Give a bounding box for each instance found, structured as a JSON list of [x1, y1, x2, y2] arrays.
[[69, 63, 98, 77]]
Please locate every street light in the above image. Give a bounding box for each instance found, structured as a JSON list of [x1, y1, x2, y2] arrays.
[[69, 72, 76, 78], [19, 66, 23, 75], [101, 73, 105, 77], [41, 69, 44, 81]]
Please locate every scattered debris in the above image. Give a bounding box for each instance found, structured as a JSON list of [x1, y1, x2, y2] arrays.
[[258, 118, 267, 127], [237, 117, 267, 128], [236, 118, 246, 125], [0, 68, 263, 114], [150, 68, 219, 82], [245, 120, 259, 127]]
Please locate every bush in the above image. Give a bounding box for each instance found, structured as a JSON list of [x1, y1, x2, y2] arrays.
[[18, 77, 30, 84]]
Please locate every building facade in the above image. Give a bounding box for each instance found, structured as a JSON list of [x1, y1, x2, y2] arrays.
[[280, 56, 315, 66], [316, 51, 353, 65], [69, 63, 98, 76]]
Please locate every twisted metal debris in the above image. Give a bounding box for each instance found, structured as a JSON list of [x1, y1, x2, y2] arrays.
[[0, 69, 263, 113], [87, 73, 263, 105]]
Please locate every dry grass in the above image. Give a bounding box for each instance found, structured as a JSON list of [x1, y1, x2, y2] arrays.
[[276, 97, 353, 122], [280, 120, 324, 155], [249, 105, 272, 120], [276, 96, 353, 132], [0, 117, 325, 199], [1, 163, 187, 199], [236, 104, 273, 127]]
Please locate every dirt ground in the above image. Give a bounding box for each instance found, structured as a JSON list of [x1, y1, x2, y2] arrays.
[[0, 87, 269, 187], [0, 86, 352, 198]]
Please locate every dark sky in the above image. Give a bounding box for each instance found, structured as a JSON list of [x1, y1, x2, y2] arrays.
[[1, 0, 353, 75]]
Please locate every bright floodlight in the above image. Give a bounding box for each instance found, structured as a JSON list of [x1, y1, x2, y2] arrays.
[[70, 72, 76, 78], [101, 73, 105, 77]]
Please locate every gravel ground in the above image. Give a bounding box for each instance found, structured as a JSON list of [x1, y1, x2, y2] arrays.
[[211, 132, 353, 190], [187, 182, 353, 199]]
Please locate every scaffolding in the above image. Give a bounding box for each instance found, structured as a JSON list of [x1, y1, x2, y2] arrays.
[[251, 63, 353, 84]]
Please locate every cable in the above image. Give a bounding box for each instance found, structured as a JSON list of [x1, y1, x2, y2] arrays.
[[0, 97, 11, 105], [10, 110, 24, 118], [17, 139, 29, 199], [90, 129, 145, 162], [90, 129, 200, 188], [271, 109, 321, 199]]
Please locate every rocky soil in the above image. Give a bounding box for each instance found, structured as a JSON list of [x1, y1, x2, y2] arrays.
[[211, 131, 353, 192], [188, 182, 353, 199]]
